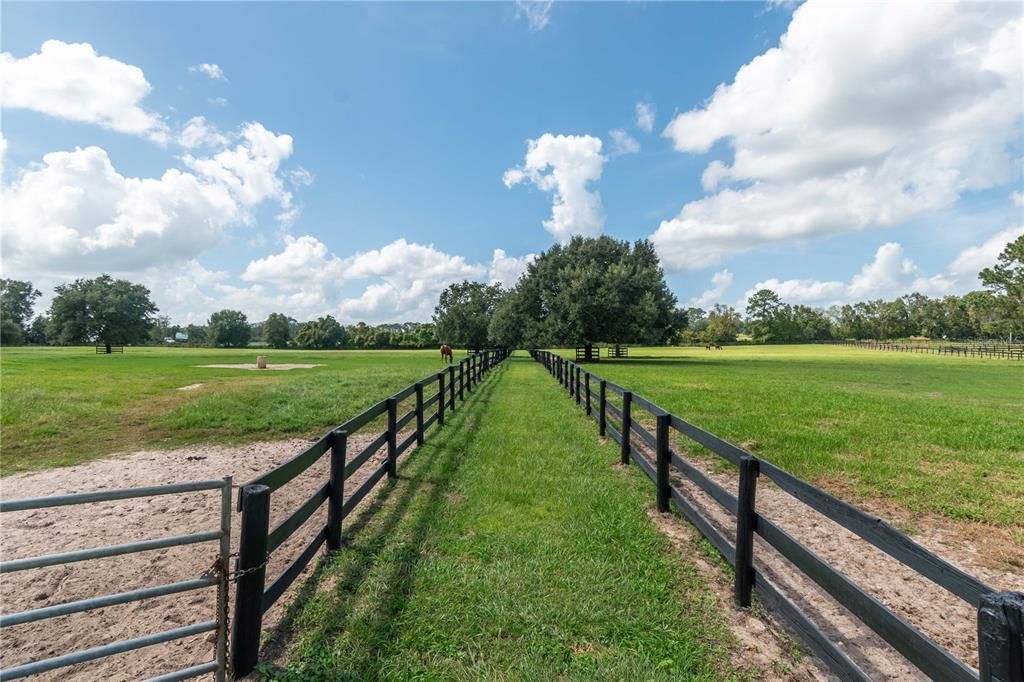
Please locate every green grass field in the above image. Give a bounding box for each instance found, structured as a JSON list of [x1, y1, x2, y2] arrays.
[[265, 358, 745, 681], [552, 345, 1024, 527], [3, 344, 1020, 530], [0, 346, 452, 473]]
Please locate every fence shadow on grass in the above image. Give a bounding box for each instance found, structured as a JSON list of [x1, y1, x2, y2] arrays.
[[257, 365, 507, 677]]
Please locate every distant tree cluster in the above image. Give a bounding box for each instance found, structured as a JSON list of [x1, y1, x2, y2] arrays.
[[676, 235, 1023, 344], [0, 274, 440, 350]]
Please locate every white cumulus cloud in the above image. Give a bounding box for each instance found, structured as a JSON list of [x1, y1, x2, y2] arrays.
[[0, 40, 169, 143], [503, 133, 606, 242], [189, 63, 226, 81], [653, 0, 1023, 270], [1, 122, 296, 278], [178, 116, 229, 149], [740, 227, 1024, 308], [488, 249, 536, 287], [688, 269, 733, 307]]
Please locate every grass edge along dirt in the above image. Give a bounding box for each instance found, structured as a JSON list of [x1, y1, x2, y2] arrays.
[[262, 356, 749, 681]]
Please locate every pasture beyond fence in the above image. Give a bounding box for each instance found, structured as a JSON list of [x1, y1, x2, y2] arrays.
[[0, 348, 508, 681], [530, 349, 1024, 682], [822, 339, 1024, 360]]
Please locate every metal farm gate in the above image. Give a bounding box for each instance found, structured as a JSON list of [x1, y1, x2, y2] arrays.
[[0, 479, 232, 681]]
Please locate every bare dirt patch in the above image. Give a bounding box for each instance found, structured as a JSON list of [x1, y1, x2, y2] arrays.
[[0, 432, 398, 680], [194, 364, 324, 371], [647, 509, 827, 681], [176, 383, 204, 391], [630, 433, 1023, 679]]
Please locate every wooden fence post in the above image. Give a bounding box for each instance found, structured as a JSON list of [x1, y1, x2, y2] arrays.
[[621, 391, 632, 465], [438, 372, 446, 426], [448, 366, 456, 412], [734, 455, 760, 607], [584, 373, 591, 416], [327, 430, 346, 550], [415, 382, 425, 446], [575, 366, 581, 405], [386, 397, 398, 479], [978, 591, 1024, 682], [231, 484, 270, 677], [656, 414, 670, 513], [459, 360, 466, 401], [599, 380, 607, 437]]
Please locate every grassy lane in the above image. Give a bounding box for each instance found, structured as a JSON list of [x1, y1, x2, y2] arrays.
[[1, 347, 451, 472], [268, 356, 740, 681], [551, 345, 1024, 527]]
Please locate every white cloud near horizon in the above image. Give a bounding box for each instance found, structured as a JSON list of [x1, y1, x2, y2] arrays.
[[0, 40, 170, 144], [503, 133, 606, 242], [737, 226, 1024, 309], [653, 0, 1023, 271]]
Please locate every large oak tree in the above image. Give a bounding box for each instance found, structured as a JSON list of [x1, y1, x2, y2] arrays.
[[47, 275, 157, 347]]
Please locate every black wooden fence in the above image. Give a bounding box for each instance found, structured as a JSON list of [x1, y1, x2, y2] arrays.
[[530, 349, 1023, 682], [230, 348, 508, 676], [821, 339, 1024, 360]]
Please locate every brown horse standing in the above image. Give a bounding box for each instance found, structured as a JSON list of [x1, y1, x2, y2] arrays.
[[440, 344, 453, 364]]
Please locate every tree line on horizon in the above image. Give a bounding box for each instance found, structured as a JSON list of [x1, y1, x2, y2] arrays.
[[434, 234, 1023, 347], [2, 234, 1020, 349], [0, 276, 441, 350]]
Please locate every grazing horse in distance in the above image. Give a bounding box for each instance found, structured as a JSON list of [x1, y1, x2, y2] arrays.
[[714, 344, 723, 350], [440, 344, 453, 364]]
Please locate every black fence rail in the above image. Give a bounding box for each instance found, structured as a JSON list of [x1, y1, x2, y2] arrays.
[[821, 339, 1024, 360], [530, 349, 1023, 682], [230, 348, 509, 676]]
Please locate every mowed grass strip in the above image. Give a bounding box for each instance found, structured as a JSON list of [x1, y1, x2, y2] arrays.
[[0, 347, 451, 472], [268, 357, 739, 681], [556, 345, 1024, 527]]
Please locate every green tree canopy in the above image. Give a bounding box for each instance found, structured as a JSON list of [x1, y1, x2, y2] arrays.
[[263, 313, 293, 349], [294, 315, 346, 349], [706, 304, 741, 343], [47, 275, 157, 345], [501, 236, 677, 347], [979, 234, 1024, 337], [208, 309, 251, 348], [1, 279, 42, 345], [434, 281, 505, 350]]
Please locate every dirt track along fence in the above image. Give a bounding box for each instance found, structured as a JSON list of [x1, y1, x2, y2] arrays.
[[820, 339, 1024, 360], [0, 479, 233, 681], [230, 348, 509, 676], [531, 350, 1024, 682]]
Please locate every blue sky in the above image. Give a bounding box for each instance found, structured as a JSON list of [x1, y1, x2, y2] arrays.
[[2, 1, 1022, 324]]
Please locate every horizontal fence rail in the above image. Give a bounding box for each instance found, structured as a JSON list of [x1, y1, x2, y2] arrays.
[[0, 479, 232, 682], [820, 339, 1024, 360], [230, 348, 509, 676], [529, 350, 1022, 682]]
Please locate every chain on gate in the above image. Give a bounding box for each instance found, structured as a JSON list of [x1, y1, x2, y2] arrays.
[[200, 549, 275, 678]]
